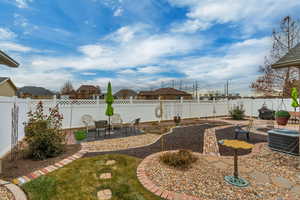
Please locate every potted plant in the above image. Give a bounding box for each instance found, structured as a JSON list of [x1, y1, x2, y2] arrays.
[[173, 115, 181, 126], [275, 110, 290, 125]]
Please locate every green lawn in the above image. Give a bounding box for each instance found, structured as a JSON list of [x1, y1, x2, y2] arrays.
[[22, 154, 162, 200]]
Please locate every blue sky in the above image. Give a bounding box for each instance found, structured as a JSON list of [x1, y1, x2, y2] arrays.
[[0, 0, 300, 94]]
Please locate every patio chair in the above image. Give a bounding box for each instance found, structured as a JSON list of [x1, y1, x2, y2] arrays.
[[111, 113, 123, 130], [94, 120, 108, 138], [234, 120, 253, 141], [129, 118, 141, 134], [81, 114, 93, 134]]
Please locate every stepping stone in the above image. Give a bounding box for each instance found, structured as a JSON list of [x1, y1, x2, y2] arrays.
[[100, 173, 112, 179], [112, 166, 118, 170], [250, 171, 270, 184], [271, 176, 293, 189], [290, 185, 300, 196], [97, 189, 112, 200], [105, 160, 116, 165]]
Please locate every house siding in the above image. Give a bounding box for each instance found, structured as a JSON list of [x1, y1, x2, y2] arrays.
[[0, 81, 16, 97]]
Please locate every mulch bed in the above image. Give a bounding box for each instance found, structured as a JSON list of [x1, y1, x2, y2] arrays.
[[215, 127, 267, 156], [0, 144, 81, 180], [85, 120, 229, 159]]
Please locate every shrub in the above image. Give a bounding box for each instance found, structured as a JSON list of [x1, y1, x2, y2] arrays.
[[275, 110, 290, 118], [159, 149, 197, 169], [25, 101, 65, 160], [229, 104, 245, 120], [74, 130, 87, 141]]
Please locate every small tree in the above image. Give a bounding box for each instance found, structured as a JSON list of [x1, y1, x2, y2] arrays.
[[60, 81, 74, 95], [229, 104, 245, 120], [251, 16, 300, 97], [105, 82, 114, 134], [25, 102, 65, 160]]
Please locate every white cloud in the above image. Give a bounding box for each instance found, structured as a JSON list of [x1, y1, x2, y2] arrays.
[[168, 0, 300, 34], [162, 37, 271, 95], [114, 7, 123, 16], [171, 19, 211, 33], [14, 0, 33, 8], [78, 45, 112, 58], [81, 72, 97, 76], [30, 24, 202, 71], [0, 28, 17, 40], [104, 24, 149, 43], [118, 69, 136, 74], [138, 66, 165, 74], [0, 42, 33, 52]]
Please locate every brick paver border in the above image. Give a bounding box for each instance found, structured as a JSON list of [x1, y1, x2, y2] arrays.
[[0, 179, 27, 200], [12, 149, 87, 186]]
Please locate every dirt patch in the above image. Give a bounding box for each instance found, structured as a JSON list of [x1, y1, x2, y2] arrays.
[[0, 144, 81, 180]]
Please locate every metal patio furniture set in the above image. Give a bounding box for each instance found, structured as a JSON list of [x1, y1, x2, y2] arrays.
[[81, 114, 141, 138]]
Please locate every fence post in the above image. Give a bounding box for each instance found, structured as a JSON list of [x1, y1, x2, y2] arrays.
[[53, 95, 57, 106], [130, 96, 133, 104], [180, 96, 183, 103], [197, 95, 200, 103], [250, 98, 253, 119], [26, 97, 31, 113], [213, 97, 216, 118], [96, 96, 99, 105]]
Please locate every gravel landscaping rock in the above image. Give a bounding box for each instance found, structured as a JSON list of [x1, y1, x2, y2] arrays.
[[82, 134, 160, 152], [141, 146, 300, 200]]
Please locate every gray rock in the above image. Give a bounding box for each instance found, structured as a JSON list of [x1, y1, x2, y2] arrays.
[[271, 176, 292, 189]]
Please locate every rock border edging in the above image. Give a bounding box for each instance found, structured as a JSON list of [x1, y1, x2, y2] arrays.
[[12, 149, 87, 186], [0, 179, 27, 200]]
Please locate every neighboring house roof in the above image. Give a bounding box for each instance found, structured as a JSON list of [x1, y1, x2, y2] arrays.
[[17, 86, 54, 96], [0, 50, 19, 68], [272, 43, 300, 68], [61, 89, 76, 95], [138, 88, 191, 96], [114, 89, 137, 98], [77, 85, 101, 93], [0, 77, 17, 90], [155, 88, 190, 95], [138, 90, 156, 96]]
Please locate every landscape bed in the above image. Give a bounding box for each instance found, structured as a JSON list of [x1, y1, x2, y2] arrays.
[[142, 147, 300, 200], [0, 144, 81, 180], [85, 120, 230, 159]]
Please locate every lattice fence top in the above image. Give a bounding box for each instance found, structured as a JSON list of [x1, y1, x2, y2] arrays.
[[28, 98, 230, 108]]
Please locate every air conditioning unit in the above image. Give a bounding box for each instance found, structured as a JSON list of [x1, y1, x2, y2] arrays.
[[267, 129, 299, 156]]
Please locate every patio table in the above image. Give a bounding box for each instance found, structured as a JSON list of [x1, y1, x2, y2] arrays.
[[218, 139, 254, 187]]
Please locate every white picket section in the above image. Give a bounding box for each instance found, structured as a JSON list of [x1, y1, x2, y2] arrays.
[[0, 96, 297, 157]]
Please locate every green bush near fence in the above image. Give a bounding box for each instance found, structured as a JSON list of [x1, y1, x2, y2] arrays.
[[74, 130, 87, 141], [229, 104, 245, 120]]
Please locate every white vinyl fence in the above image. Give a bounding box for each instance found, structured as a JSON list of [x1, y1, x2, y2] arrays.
[[0, 96, 295, 157]]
